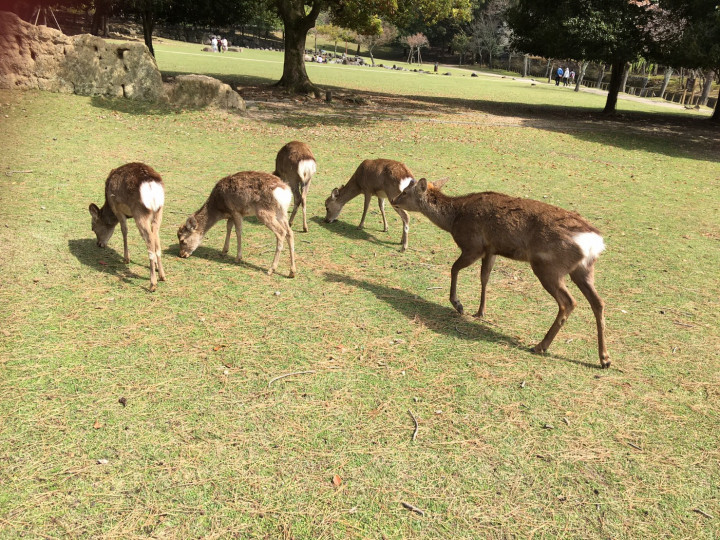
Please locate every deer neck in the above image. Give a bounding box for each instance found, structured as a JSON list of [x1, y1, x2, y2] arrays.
[[418, 189, 458, 232], [99, 202, 119, 227], [337, 181, 362, 203], [193, 202, 224, 235]]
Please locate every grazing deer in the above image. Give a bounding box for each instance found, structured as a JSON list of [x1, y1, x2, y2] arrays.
[[177, 171, 296, 278], [324, 159, 414, 251], [391, 179, 610, 368], [88, 162, 166, 292], [273, 141, 317, 233]]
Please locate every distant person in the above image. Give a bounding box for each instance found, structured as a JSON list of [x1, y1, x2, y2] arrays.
[[221, 37, 228, 52], [556, 66, 563, 86], [211, 36, 218, 53], [217, 36, 223, 52], [563, 67, 570, 86], [434, 61, 438, 72], [570, 70, 576, 84]]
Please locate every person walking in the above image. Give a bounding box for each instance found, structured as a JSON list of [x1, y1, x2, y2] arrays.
[[556, 66, 563, 86], [563, 67, 570, 86]]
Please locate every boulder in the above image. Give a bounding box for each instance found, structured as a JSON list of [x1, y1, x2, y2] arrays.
[[163, 74, 245, 111], [0, 11, 162, 100]]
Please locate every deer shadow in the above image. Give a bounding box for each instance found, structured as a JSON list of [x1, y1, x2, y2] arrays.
[[311, 216, 401, 250], [166, 242, 293, 278], [323, 272, 603, 370], [68, 238, 144, 286]]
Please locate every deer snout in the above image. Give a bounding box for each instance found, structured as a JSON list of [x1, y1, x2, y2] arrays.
[[324, 217, 335, 223], [97, 240, 106, 248]]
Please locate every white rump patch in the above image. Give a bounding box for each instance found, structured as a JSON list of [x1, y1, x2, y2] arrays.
[[297, 159, 317, 183], [573, 232, 605, 266], [398, 177, 414, 192], [140, 181, 165, 212], [273, 186, 293, 212]]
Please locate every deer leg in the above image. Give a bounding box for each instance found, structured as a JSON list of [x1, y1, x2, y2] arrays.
[[531, 263, 576, 355], [285, 221, 296, 278], [222, 219, 233, 255], [450, 250, 482, 315], [358, 193, 372, 229], [118, 215, 130, 263], [570, 264, 610, 368], [288, 183, 301, 227], [378, 198, 389, 232], [258, 211, 288, 277], [301, 182, 309, 233], [153, 207, 166, 282], [392, 206, 410, 252], [232, 215, 243, 262], [135, 214, 158, 292], [474, 254, 496, 318]]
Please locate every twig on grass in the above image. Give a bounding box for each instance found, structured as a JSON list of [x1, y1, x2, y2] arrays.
[[268, 370, 316, 387], [408, 409, 419, 442], [627, 442, 642, 450], [6, 170, 34, 176], [693, 508, 713, 519], [401, 501, 425, 516]]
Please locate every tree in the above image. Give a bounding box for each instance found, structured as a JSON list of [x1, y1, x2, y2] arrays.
[[451, 31, 472, 64], [356, 18, 397, 66], [403, 32, 429, 64], [658, 0, 720, 121], [507, 0, 668, 114]]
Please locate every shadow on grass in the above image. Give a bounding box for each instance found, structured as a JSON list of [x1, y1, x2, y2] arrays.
[[68, 238, 144, 286], [165, 242, 294, 278], [311, 216, 400, 250], [323, 271, 603, 370]]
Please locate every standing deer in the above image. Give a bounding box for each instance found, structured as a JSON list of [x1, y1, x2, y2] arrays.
[[273, 141, 317, 233], [88, 162, 166, 292], [391, 179, 610, 368], [177, 171, 296, 278], [324, 159, 414, 251]]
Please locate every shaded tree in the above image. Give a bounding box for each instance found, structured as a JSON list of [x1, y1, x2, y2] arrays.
[[356, 18, 397, 66]]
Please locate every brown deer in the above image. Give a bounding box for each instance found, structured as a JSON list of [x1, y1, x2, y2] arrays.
[[88, 162, 166, 292], [324, 159, 414, 251], [273, 141, 317, 233], [391, 178, 610, 368], [177, 171, 296, 278]]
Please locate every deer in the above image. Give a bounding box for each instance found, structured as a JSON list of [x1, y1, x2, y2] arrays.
[[88, 162, 166, 292], [391, 178, 610, 368], [324, 159, 414, 251], [177, 171, 296, 278], [273, 141, 317, 233]]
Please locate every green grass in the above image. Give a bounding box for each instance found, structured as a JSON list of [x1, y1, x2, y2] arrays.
[[1, 40, 719, 538]]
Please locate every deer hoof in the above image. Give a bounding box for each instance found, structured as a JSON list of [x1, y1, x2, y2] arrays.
[[267, 268, 275, 276], [123, 257, 130, 264], [600, 358, 611, 369], [531, 344, 546, 355], [473, 310, 485, 319], [302, 227, 308, 233], [288, 271, 296, 279], [451, 301, 464, 314], [149, 284, 157, 292]]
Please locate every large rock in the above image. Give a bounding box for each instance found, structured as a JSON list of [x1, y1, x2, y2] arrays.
[[164, 74, 245, 111], [0, 11, 163, 100]]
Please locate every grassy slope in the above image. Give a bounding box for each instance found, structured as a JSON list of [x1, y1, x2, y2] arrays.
[[0, 42, 719, 538]]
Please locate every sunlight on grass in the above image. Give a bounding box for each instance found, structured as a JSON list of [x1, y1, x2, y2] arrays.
[[0, 38, 718, 538]]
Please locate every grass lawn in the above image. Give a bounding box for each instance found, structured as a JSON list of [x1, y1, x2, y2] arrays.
[[1, 39, 719, 538]]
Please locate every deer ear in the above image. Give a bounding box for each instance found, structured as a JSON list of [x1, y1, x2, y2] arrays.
[[417, 178, 429, 192], [187, 216, 198, 231], [331, 188, 340, 199], [89, 203, 100, 218], [432, 177, 449, 190]]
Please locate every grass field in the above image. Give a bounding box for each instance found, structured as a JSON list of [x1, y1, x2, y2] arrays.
[[1, 40, 719, 538]]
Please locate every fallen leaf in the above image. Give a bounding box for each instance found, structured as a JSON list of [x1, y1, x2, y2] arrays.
[[98, 260, 108, 266], [93, 419, 103, 429], [118, 397, 127, 407], [97, 458, 109, 465], [332, 474, 342, 487]]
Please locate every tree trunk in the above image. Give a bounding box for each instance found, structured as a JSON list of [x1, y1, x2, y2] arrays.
[[140, 9, 155, 57], [700, 69, 714, 106], [659, 67, 673, 99], [596, 63, 606, 88], [275, 1, 321, 95], [574, 60, 587, 92], [711, 98, 720, 122], [620, 62, 631, 93], [603, 60, 625, 114], [545, 58, 552, 82], [523, 54, 528, 77]]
